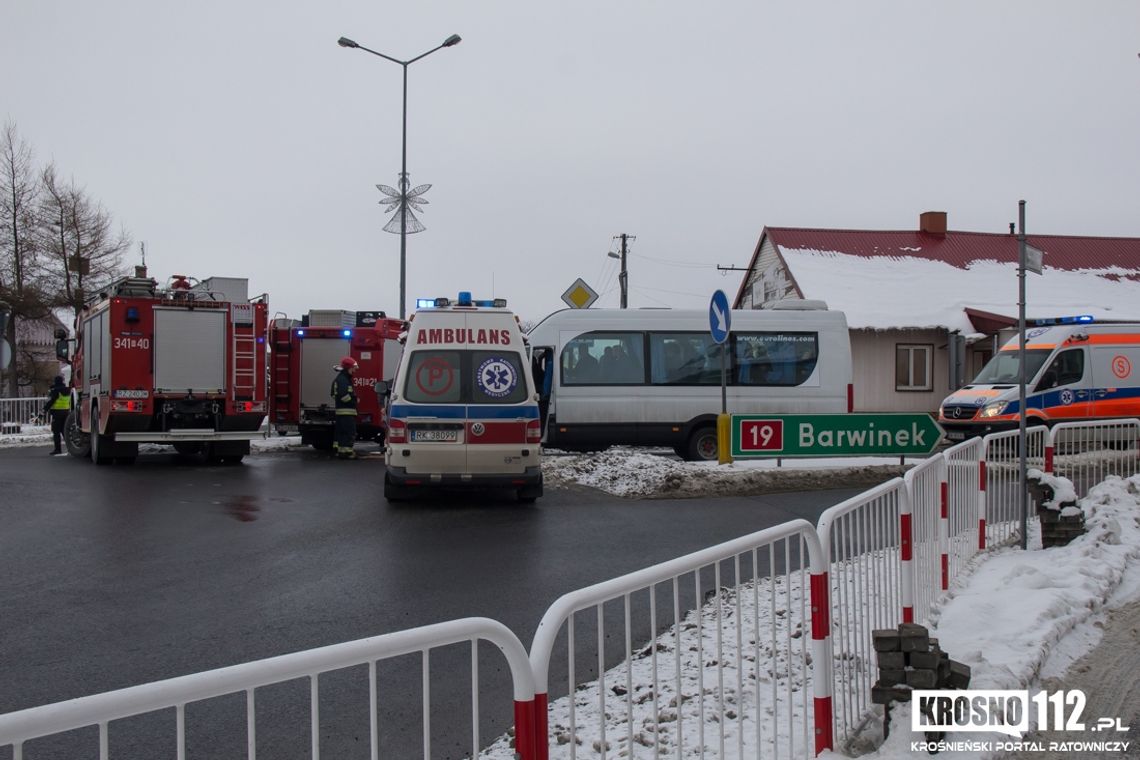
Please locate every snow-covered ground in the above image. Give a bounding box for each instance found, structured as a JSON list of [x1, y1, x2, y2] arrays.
[[5, 431, 1137, 757]]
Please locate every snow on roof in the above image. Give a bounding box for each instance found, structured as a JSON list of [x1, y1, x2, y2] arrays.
[[776, 247, 1140, 334]]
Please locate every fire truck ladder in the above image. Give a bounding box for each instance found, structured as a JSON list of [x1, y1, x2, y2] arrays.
[[233, 318, 257, 400]]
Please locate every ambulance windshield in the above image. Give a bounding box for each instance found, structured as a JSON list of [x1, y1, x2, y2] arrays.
[[402, 349, 529, 404], [971, 349, 1051, 385]]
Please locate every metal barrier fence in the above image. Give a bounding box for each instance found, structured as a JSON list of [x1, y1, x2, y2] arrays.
[[0, 618, 538, 760], [0, 397, 48, 430], [982, 427, 1047, 547], [1047, 419, 1140, 498], [528, 519, 832, 759], [902, 457, 943, 625], [815, 479, 905, 745]]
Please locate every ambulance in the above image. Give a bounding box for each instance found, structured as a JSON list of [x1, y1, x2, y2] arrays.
[[938, 318, 1140, 440], [380, 293, 543, 502]]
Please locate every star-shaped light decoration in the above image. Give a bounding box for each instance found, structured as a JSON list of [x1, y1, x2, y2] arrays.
[[376, 173, 431, 234]]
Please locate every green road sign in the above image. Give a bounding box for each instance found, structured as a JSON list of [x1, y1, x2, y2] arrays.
[[731, 413, 944, 457]]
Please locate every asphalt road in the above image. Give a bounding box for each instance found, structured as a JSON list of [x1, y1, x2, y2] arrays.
[[1, 443, 865, 759]]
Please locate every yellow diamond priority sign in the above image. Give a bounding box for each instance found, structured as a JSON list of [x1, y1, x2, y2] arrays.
[[561, 277, 599, 309]]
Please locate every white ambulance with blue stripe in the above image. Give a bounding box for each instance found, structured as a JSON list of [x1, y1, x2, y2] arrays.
[[381, 293, 543, 502]]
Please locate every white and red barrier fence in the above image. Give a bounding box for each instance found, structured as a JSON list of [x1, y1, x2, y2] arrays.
[[527, 519, 831, 759], [0, 618, 538, 760], [3, 419, 1139, 758]]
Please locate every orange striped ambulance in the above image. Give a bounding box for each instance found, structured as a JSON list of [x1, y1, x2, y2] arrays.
[[939, 319, 1140, 441]]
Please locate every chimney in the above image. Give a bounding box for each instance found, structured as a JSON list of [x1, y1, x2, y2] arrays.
[[134, 265, 148, 278], [919, 211, 947, 237]]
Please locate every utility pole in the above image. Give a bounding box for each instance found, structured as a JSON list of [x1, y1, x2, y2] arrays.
[[608, 233, 635, 309]]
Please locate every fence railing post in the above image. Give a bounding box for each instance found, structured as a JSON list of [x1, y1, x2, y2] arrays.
[[939, 459, 950, 591], [900, 482, 915, 624], [809, 547, 834, 755], [978, 459, 987, 550]]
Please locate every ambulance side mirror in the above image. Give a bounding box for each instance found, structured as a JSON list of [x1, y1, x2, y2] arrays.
[[374, 380, 390, 397]]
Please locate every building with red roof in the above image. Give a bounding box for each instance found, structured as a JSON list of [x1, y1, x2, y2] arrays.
[[732, 212, 1140, 415]]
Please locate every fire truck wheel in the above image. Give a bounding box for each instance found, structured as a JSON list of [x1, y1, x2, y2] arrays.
[[63, 411, 90, 458], [90, 407, 113, 466]]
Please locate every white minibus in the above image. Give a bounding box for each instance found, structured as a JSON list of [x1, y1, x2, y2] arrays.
[[527, 302, 853, 460]]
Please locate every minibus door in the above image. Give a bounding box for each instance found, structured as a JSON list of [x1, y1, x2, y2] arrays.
[[532, 346, 554, 433]]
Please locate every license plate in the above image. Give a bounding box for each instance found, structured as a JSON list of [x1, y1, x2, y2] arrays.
[[946, 431, 966, 441], [412, 429, 458, 442]]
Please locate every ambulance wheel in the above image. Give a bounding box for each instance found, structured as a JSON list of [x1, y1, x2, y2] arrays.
[[64, 411, 90, 458], [686, 426, 719, 462], [90, 407, 113, 466], [384, 474, 409, 502], [517, 483, 542, 504]]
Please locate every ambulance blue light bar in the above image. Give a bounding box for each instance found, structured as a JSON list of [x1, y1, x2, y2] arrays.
[[417, 294, 507, 309], [1030, 314, 1095, 326]]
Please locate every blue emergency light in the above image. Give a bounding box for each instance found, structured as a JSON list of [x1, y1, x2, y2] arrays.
[[342, 329, 352, 338], [1031, 314, 1095, 326], [415, 298, 437, 309], [297, 329, 305, 337]]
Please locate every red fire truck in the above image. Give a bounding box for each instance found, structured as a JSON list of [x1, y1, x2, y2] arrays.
[[268, 310, 405, 450], [56, 273, 269, 465]]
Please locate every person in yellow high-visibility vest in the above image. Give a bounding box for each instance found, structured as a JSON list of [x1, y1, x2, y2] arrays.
[[43, 375, 71, 456]]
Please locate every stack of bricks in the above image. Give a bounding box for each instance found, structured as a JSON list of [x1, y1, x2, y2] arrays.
[[1026, 473, 1086, 549], [870, 623, 971, 709]]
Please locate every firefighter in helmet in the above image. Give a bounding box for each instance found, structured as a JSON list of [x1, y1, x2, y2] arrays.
[[43, 375, 71, 456], [331, 356, 359, 459]]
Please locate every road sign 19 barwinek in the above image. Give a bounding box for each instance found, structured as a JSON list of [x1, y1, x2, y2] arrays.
[[731, 413, 944, 457]]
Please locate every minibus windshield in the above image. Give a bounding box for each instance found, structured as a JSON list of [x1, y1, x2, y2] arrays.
[[971, 349, 1051, 384]]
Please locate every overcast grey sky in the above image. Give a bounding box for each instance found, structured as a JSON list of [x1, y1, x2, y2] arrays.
[[4, 1, 1138, 323]]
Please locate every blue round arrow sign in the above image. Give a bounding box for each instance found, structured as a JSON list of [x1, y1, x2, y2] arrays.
[[709, 290, 731, 344]]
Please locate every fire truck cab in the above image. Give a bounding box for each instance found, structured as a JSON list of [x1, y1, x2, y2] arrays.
[[268, 310, 405, 449], [57, 274, 269, 464], [382, 293, 543, 502]]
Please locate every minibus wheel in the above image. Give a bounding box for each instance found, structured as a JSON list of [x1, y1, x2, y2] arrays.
[[686, 427, 719, 461]]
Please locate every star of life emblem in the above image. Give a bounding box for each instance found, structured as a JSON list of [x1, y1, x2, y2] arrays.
[[477, 357, 518, 399]]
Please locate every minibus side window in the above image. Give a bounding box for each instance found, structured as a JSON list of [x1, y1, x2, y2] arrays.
[[562, 332, 644, 385], [734, 332, 819, 386], [649, 333, 720, 385]]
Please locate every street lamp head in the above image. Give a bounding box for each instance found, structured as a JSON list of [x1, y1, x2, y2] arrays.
[[443, 34, 462, 47], [337, 36, 359, 48], [607, 252, 620, 259]]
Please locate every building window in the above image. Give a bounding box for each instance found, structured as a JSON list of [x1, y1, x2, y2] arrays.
[[896, 344, 933, 391]]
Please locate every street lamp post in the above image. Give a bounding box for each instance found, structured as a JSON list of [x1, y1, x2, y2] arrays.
[[338, 33, 461, 319]]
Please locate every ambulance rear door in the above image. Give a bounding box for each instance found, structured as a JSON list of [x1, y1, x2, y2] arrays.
[[399, 346, 468, 475], [464, 311, 535, 476]]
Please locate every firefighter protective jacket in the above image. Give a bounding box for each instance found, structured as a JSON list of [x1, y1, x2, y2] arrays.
[[331, 370, 357, 414]]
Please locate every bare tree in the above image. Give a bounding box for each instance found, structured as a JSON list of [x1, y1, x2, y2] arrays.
[[40, 164, 130, 319], [0, 122, 47, 397]]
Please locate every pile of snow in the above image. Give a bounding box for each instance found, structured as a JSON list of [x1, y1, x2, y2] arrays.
[[543, 447, 913, 498]]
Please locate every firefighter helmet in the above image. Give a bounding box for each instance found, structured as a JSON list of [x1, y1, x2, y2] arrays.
[[339, 356, 358, 369]]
